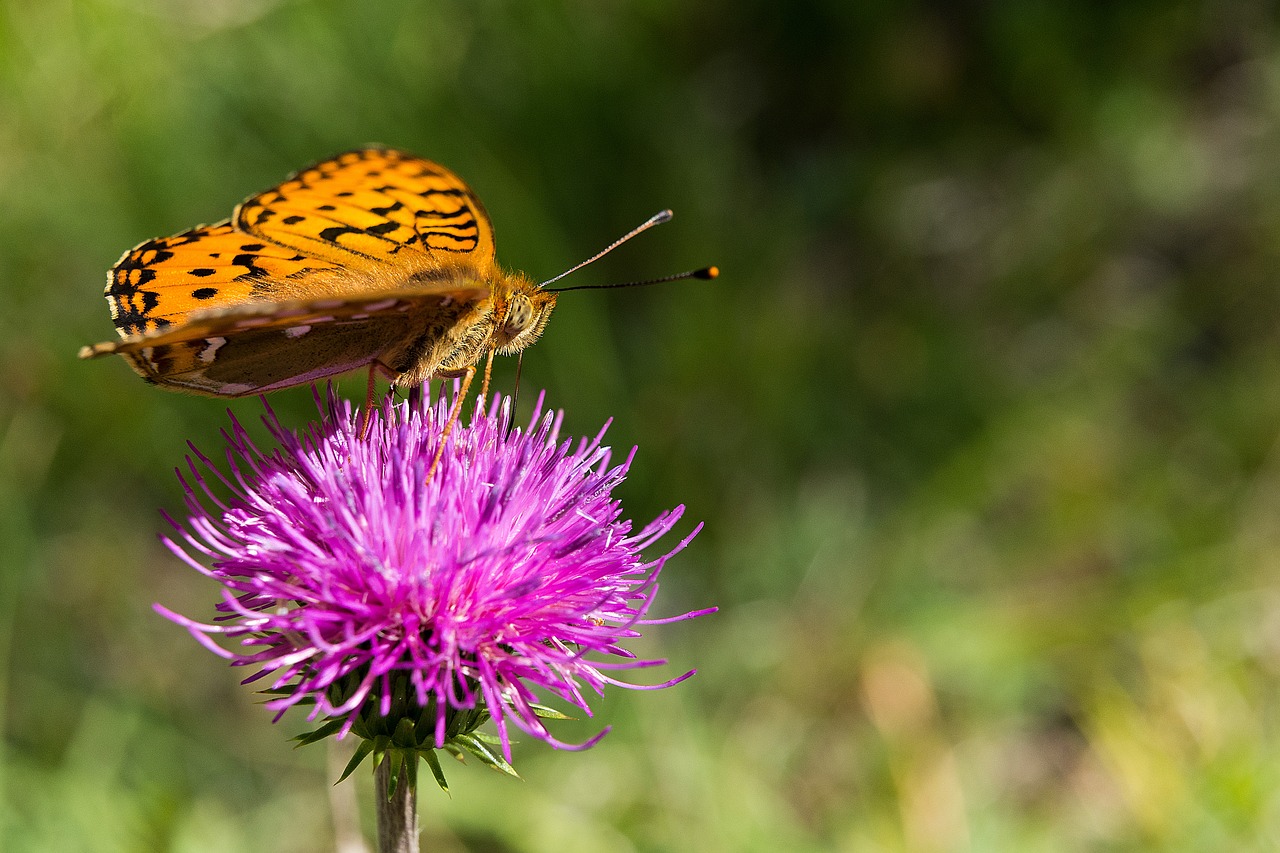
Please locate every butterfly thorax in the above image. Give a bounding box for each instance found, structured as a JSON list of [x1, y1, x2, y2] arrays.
[[388, 267, 556, 388]]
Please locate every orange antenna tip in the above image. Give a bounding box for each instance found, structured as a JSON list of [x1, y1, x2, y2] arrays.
[[545, 265, 720, 293]]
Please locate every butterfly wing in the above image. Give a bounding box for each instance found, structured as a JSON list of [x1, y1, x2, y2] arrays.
[[86, 147, 502, 396], [105, 221, 343, 337], [80, 288, 487, 396], [235, 147, 497, 268]]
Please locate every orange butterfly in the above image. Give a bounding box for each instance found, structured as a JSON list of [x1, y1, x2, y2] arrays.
[[79, 147, 556, 401], [79, 146, 716, 442]]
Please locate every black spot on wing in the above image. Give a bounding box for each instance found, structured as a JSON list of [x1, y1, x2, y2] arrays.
[[418, 188, 465, 200], [110, 290, 162, 335], [192, 287, 218, 299], [108, 267, 156, 295], [108, 257, 165, 334], [414, 204, 469, 220], [370, 200, 404, 217], [318, 224, 364, 244], [231, 253, 270, 275]]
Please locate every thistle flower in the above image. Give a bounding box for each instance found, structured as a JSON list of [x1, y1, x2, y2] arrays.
[[156, 387, 710, 786]]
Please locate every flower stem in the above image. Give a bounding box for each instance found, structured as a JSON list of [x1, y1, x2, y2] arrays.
[[375, 758, 418, 853]]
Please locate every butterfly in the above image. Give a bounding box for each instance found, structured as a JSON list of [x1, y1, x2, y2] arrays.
[[79, 146, 717, 433], [79, 147, 560, 405]]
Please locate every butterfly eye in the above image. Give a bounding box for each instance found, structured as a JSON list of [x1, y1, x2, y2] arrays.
[[503, 294, 535, 336]]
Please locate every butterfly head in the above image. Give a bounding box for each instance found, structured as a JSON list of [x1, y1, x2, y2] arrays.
[[492, 273, 556, 355]]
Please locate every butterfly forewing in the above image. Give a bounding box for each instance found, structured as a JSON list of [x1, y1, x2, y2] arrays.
[[107, 222, 342, 337], [236, 148, 497, 267]]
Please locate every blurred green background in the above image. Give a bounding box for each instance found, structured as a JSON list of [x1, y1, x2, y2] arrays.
[[4, 1, 1280, 850]]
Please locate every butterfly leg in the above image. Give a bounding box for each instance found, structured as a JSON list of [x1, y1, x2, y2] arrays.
[[426, 364, 476, 484], [358, 361, 399, 440], [479, 347, 496, 408], [512, 352, 525, 422], [356, 364, 379, 440]]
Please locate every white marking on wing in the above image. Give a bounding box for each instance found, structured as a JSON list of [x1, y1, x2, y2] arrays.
[[199, 336, 227, 363]]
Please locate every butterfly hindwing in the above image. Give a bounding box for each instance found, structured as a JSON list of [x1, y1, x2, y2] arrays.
[[83, 287, 487, 396], [235, 147, 497, 268]]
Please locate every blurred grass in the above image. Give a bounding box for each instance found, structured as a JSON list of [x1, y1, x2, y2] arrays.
[[5, 0, 1280, 849]]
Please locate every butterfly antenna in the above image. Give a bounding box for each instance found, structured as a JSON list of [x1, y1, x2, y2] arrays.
[[545, 265, 718, 294], [539, 209, 674, 288]]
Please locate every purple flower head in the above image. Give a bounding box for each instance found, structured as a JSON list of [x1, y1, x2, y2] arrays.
[[157, 387, 711, 780]]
